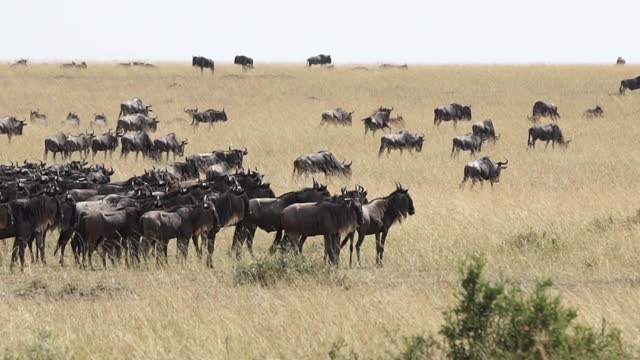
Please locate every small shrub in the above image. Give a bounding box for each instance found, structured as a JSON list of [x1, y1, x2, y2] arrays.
[[392, 335, 439, 360], [328, 337, 358, 360], [508, 229, 560, 253], [588, 215, 616, 233], [233, 254, 341, 287]]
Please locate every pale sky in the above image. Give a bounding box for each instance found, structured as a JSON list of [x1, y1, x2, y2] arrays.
[[3, 0, 637, 64]]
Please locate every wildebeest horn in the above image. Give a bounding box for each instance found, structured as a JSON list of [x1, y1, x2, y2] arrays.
[[346, 161, 352, 167], [243, 147, 248, 154], [228, 145, 232, 151]]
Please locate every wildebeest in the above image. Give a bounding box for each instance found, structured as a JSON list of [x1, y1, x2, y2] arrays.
[[153, 133, 188, 161], [0, 116, 27, 140], [532, 101, 560, 121], [120, 131, 153, 159], [116, 114, 159, 133], [62, 61, 87, 69], [619, 76, 640, 95], [94, 113, 107, 126], [66, 112, 80, 126], [292, 151, 352, 178], [527, 123, 571, 149], [192, 56, 215, 73], [281, 197, 364, 265], [362, 107, 393, 135], [189, 108, 228, 127], [186, 147, 248, 173], [583, 105, 604, 119], [460, 157, 509, 189], [234, 55, 254, 70], [118, 97, 152, 118], [30, 109, 47, 123], [11, 59, 27, 66], [44, 132, 69, 160], [91, 129, 122, 159], [433, 103, 472, 127], [617, 57, 626, 65], [321, 108, 354, 127], [378, 131, 425, 156], [451, 133, 484, 158], [307, 54, 332, 67], [472, 119, 499, 142], [380, 64, 408, 69], [64, 131, 96, 159], [340, 183, 415, 267]]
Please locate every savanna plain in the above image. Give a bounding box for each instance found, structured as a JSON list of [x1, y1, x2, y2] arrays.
[[0, 64, 640, 359]]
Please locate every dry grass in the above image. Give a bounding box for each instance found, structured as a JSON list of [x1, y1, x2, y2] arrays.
[[1, 63, 640, 358]]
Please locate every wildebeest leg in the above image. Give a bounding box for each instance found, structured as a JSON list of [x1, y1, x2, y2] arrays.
[[298, 235, 308, 255], [36, 231, 46, 265], [375, 232, 383, 267], [10, 237, 24, 271], [205, 230, 218, 268], [354, 232, 366, 267], [323, 235, 333, 264], [54, 229, 74, 266], [340, 232, 355, 267], [545, 141, 550, 150], [269, 229, 283, 254], [191, 235, 202, 258], [27, 235, 35, 263], [177, 237, 189, 262]]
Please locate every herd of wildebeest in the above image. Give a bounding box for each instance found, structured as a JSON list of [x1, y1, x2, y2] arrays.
[[0, 56, 639, 272]]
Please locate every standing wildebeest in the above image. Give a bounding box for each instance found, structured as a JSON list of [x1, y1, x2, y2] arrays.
[[66, 112, 80, 126], [362, 107, 392, 135], [192, 56, 215, 73], [91, 129, 122, 159], [619, 76, 640, 95], [527, 123, 571, 149], [451, 133, 484, 158], [532, 101, 560, 121], [433, 103, 472, 127], [64, 131, 96, 159], [118, 97, 152, 118], [321, 108, 354, 126], [472, 119, 499, 142], [120, 131, 153, 159], [189, 108, 228, 127], [153, 133, 188, 160], [341, 184, 415, 267], [460, 157, 509, 189], [94, 113, 107, 126], [0, 116, 27, 141], [30, 109, 47, 123], [583, 105, 604, 119], [281, 197, 364, 265], [116, 114, 159, 133], [44, 132, 69, 160], [186, 147, 248, 173], [307, 54, 332, 67], [378, 131, 425, 156], [234, 55, 254, 70], [292, 151, 352, 178], [617, 57, 626, 65]]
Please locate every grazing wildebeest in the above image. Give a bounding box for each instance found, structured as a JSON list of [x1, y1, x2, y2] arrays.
[[116, 114, 159, 133], [189, 108, 228, 127], [66, 112, 80, 126], [451, 133, 484, 158], [619, 76, 640, 95], [527, 123, 571, 149], [11, 59, 27, 67], [192, 56, 215, 73], [234, 55, 254, 70], [320, 108, 354, 126], [153, 133, 188, 160], [281, 197, 364, 265], [118, 97, 152, 118], [532, 101, 560, 121], [44, 132, 69, 160], [292, 151, 352, 178], [378, 131, 425, 156], [120, 131, 153, 159], [460, 157, 509, 189], [0, 116, 27, 140], [30, 109, 47, 123], [583, 105, 604, 119], [341, 183, 415, 267], [65, 131, 96, 159], [94, 113, 107, 126], [472, 119, 499, 142], [362, 107, 393, 135], [617, 57, 626, 65], [307, 54, 332, 67], [433, 103, 472, 127], [91, 129, 122, 159], [166, 161, 199, 181], [62, 61, 87, 69], [380, 64, 408, 69]]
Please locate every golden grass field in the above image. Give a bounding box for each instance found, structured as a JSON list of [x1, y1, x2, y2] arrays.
[[1, 63, 640, 358]]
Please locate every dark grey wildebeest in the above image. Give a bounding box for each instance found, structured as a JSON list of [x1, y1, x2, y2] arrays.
[[11, 59, 27, 66], [30, 109, 47, 123], [527, 123, 571, 150], [451, 133, 484, 158], [234, 55, 254, 70], [189, 108, 228, 127], [94, 113, 107, 126], [116, 114, 159, 133], [619, 76, 640, 95], [66, 112, 80, 126], [583, 105, 604, 119], [281, 197, 364, 265], [192, 56, 215, 73], [378, 131, 424, 156], [472, 119, 499, 142], [460, 157, 509, 189], [532, 101, 560, 121], [340, 183, 415, 267], [44, 132, 69, 160], [292, 151, 352, 178], [64, 131, 95, 159], [153, 133, 188, 161], [433, 103, 472, 127], [362, 107, 393, 135], [120, 131, 153, 159], [321, 108, 354, 126], [307, 54, 332, 67], [118, 97, 152, 118], [91, 129, 122, 159], [617, 57, 626, 65], [0, 116, 27, 141]]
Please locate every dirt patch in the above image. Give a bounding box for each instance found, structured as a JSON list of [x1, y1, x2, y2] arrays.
[[14, 280, 129, 302]]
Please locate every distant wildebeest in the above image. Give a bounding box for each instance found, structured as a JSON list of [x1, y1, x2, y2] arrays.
[[153, 133, 188, 161], [472, 119, 499, 142], [0, 116, 27, 141], [11, 59, 27, 67], [292, 151, 352, 178], [460, 157, 509, 189], [320, 108, 354, 126], [132, 61, 154, 67], [91, 129, 123, 159], [94, 113, 107, 126], [62, 61, 87, 69], [362, 107, 393, 135], [433, 103, 472, 127], [583, 105, 604, 119], [120, 131, 154, 159], [66, 112, 80, 126], [451, 133, 484, 158], [192, 56, 215, 73], [527, 123, 571, 149], [619, 76, 640, 95], [380, 64, 408, 69], [617, 57, 626, 65], [378, 131, 425, 156], [187, 108, 228, 127], [531, 101, 560, 121], [234, 55, 254, 70], [340, 183, 415, 267], [307, 54, 332, 67], [118, 97, 152, 118], [30, 109, 47, 123], [116, 114, 159, 133]]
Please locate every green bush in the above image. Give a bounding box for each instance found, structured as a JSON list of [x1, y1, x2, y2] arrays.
[[233, 254, 345, 287]]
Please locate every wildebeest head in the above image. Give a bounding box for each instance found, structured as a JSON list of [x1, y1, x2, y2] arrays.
[[341, 161, 353, 177], [344, 198, 364, 226], [493, 159, 509, 181], [184, 107, 198, 117], [340, 184, 368, 204]]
